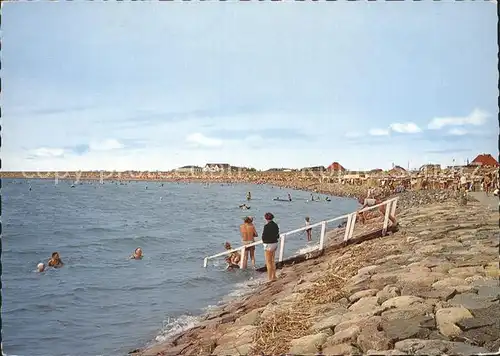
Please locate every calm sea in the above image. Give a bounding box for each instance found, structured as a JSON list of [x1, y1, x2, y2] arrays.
[[1, 179, 357, 356]]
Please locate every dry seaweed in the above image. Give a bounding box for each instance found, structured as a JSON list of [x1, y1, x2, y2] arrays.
[[251, 241, 391, 355]]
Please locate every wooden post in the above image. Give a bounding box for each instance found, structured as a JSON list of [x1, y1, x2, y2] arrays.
[[319, 221, 327, 250], [278, 235, 286, 262]]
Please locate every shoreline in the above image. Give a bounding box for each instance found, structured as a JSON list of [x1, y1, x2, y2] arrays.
[[131, 189, 498, 356]]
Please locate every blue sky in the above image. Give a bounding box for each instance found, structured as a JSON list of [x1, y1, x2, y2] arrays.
[[2, 1, 498, 171]]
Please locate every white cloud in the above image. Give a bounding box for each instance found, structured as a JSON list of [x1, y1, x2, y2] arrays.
[[427, 108, 489, 130], [30, 147, 66, 158], [369, 128, 390, 136], [185, 133, 223, 148], [389, 122, 422, 134], [448, 128, 468, 136], [89, 139, 124, 151]]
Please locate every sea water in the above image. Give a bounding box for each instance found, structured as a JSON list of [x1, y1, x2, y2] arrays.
[[1, 179, 357, 356]]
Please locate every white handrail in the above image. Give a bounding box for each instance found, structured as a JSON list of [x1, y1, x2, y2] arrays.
[[203, 197, 399, 268]]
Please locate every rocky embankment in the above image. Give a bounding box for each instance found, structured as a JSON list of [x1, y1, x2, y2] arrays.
[[134, 192, 498, 356]]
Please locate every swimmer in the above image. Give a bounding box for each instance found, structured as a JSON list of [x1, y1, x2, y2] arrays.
[[288, 193, 292, 201], [224, 242, 241, 270], [48, 252, 64, 268], [246, 192, 252, 201], [130, 247, 143, 260], [37, 263, 45, 272]]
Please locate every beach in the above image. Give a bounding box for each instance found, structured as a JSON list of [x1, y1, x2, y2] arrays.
[[3, 173, 498, 355], [133, 190, 499, 355]]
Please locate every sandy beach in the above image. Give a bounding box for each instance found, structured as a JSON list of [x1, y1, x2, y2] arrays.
[[127, 187, 498, 356]]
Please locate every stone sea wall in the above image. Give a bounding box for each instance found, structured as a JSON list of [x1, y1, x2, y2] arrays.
[[133, 192, 499, 355]]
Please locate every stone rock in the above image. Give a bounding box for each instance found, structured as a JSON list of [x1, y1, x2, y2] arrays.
[[216, 325, 257, 346], [375, 253, 412, 265], [288, 333, 329, 354], [311, 303, 349, 315], [357, 330, 391, 353], [476, 285, 500, 299], [371, 271, 400, 282], [212, 343, 251, 356], [381, 317, 431, 342], [432, 277, 467, 289], [367, 350, 408, 355], [349, 274, 371, 286], [376, 285, 400, 304], [446, 342, 489, 355], [457, 304, 500, 334], [468, 277, 498, 287], [335, 315, 381, 333], [381, 296, 424, 309], [349, 296, 380, 313], [322, 343, 361, 355], [401, 271, 446, 285], [311, 314, 344, 333], [448, 293, 497, 310], [381, 304, 433, 321], [431, 262, 454, 274], [358, 265, 379, 276], [325, 325, 360, 346], [416, 287, 457, 301], [234, 308, 263, 326], [394, 339, 450, 355], [448, 266, 485, 279], [435, 307, 473, 338], [349, 289, 379, 303], [416, 245, 443, 254]]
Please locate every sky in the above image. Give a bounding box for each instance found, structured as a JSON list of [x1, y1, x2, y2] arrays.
[[1, 1, 498, 171]]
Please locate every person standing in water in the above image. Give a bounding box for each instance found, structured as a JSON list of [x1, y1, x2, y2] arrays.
[[305, 216, 312, 241], [262, 212, 279, 282], [288, 193, 292, 201], [246, 192, 252, 201], [239, 217, 257, 269]]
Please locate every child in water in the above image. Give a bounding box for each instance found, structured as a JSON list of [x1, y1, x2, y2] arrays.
[[305, 217, 312, 241], [224, 242, 241, 270]]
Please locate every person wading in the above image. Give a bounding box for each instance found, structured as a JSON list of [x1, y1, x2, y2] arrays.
[[240, 216, 257, 269], [262, 212, 279, 282]]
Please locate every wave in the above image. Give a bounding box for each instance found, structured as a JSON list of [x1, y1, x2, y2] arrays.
[[154, 314, 200, 343]]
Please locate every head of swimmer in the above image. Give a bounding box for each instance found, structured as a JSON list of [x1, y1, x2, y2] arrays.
[[49, 252, 62, 264], [133, 247, 143, 259], [37, 263, 45, 272], [224, 242, 232, 250]]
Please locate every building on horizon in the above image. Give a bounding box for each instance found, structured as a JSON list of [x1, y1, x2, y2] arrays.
[[202, 163, 231, 173], [469, 154, 499, 167]]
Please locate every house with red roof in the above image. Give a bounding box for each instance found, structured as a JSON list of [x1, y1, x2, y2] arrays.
[[327, 162, 346, 172], [470, 154, 499, 167]]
